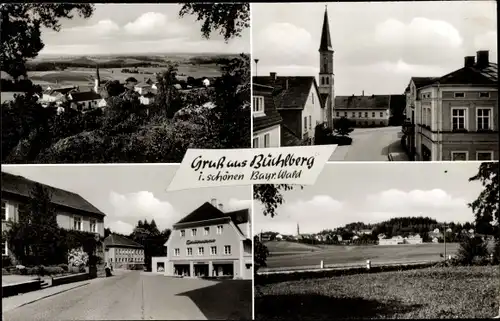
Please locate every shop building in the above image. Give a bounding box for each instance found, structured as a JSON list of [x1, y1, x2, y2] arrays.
[[152, 199, 252, 280]]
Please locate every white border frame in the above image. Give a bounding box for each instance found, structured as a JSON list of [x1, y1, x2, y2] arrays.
[[450, 107, 468, 131], [451, 151, 469, 161], [476, 151, 494, 161], [475, 107, 494, 131]]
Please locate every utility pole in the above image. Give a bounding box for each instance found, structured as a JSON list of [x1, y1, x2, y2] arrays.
[[444, 223, 447, 261]]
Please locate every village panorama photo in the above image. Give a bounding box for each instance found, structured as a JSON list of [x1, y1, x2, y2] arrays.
[[1, 3, 250, 163]]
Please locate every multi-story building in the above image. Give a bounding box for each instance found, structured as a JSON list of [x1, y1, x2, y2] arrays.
[[104, 234, 145, 269], [407, 50, 498, 161], [252, 82, 282, 148], [334, 93, 391, 127], [152, 199, 252, 280], [1, 171, 106, 262]]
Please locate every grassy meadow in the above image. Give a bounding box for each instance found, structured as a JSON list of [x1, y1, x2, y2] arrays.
[[255, 265, 500, 319]]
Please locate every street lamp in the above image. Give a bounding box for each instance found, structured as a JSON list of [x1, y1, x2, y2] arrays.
[[254, 59, 259, 77]]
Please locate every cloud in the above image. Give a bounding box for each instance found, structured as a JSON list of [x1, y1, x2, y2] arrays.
[[365, 60, 446, 76], [108, 191, 182, 232], [123, 12, 186, 37], [108, 220, 135, 235], [366, 189, 467, 211], [374, 17, 463, 48], [474, 31, 497, 61], [254, 23, 315, 65], [227, 198, 252, 211], [255, 64, 318, 77]]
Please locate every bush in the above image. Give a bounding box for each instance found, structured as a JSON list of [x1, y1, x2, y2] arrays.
[[58, 263, 69, 272], [44, 266, 65, 275], [456, 236, 489, 265], [2, 256, 12, 268]]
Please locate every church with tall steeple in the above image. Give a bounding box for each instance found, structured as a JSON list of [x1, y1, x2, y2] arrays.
[[318, 6, 335, 129]]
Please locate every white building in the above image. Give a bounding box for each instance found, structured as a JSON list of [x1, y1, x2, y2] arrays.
[[68, 91, 103, 112], [252, 83, 282, 148]]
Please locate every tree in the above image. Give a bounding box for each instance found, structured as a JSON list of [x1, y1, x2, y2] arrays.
[[253, 184, 303, 217], [154, 64, 182, 117], [179, 3, 250, 42], [1, 4, 94, 80], [254, 235, 269, 274], [4, 183, 63, 266], [334, 117, 354, 137], [456, 236, 489, 265], [468, 162, 499, 236]]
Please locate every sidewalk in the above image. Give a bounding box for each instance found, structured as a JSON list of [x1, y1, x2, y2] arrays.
[[2, 279, 91, 313]]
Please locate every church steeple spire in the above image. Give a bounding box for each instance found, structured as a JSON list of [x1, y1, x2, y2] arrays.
[[319, 6, 333, 52], [94, 63, 101, 93]]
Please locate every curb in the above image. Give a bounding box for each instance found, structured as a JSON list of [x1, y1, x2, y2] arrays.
[[16, 282, 90, 309]]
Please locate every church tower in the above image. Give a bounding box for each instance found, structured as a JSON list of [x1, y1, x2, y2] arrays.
[[94, 64, 101, 93], [296, 223, 300, 237], [318, 6, 335, 129]]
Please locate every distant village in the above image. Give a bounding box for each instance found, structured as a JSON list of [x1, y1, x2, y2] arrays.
[[259, 223, 490, 246], [2, 65, 217, 114]]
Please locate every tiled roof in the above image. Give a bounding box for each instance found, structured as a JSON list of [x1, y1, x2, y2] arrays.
[[334, 95, 391, 110], [44, 86, 77, 96], [1, 171, 105, 217], [435, 62, 498, 86], [253, 76, 318, 110], [104, 234, 143, 248], [253, 82, 282, 132], [280, 124, 303, 146], [174, 202, 250, 226], [69, 91, 102, 102], [411, 77, 440, 89]]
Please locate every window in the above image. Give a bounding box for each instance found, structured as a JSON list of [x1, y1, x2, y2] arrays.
[[454, 92, 465, 98], [90, 219, 97, 233], [344, 112, 347, 117], [312, 94, 314, 104], [204, 227, 210, 235], [2, 241, 7, 256], [180, 230, 185, 237], [477, 151, 493, 161], [309, 116, 312, 130], [358, 112, 362, 117], [477, 108, 492, 131], [352, 112, 355, 117], [191, 228, 197, 236], [326, 77, 329, 85], [224, 245, 231, 255], [321, 77, 324, 85], [451, 108, 467, 130], [187, 248, 193, 256], [303, 116, 307, 131], [217, 225, 223, 234], [252, 137, 259, 148], [174, 248, 180, 256], [264, 133, 270, 148], [73, 216, 82, 231], [210, 246, 217, 255], [336, 112, 339, 117], [197, 247, 204, 255], [372, 112, 375, 117], [380, 112, 383, 117], [479, 92, 490, 98], [253, 96, 265, 116], [364, 112, 368, 117], [2, 201, 7, 221], [451, 151, 468, 161]]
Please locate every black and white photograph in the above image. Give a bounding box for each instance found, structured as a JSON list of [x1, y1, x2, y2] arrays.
[[251, 1, 498, 162], [253, 162, 499, 319], [1, 165, 253, 320], [1, 3, 250, 164]]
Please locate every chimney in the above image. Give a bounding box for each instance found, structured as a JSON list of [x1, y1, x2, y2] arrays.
[[362, 90, 364, 96], [476, 50, 489, 67], [210, 198, 217, 207], [218, 203, 223, 212], [464, 56, 475, 68], [270, 72, 277, 81]]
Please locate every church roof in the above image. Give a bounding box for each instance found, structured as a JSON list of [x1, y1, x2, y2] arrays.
[[319, 7, 333, 52]]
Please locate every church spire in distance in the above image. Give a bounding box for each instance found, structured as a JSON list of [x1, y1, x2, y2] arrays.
[[319, 5, 333, 52]]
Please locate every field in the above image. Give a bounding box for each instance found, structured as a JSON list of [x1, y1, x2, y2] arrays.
[[262, 241, 460, 270], [26, 53, 232, 89], [255, 265, 500, 319]]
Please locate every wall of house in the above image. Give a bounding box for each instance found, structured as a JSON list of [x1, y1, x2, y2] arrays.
[[300, 83, 322, 141], [253, 125, 280, 148], [57, 210, 105, 237], [106, 247, 144, 268], [334, 109, 389, 126]]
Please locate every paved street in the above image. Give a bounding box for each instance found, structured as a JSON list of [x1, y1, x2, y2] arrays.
[[329, 126, 406, 161], [2, 271, 252, 321]]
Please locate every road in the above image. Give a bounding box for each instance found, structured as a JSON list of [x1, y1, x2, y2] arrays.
[[2, 271, 252, 321], [329, 126, 405, 161]]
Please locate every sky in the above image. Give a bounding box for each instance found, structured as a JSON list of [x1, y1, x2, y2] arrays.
[[254, 162, 487, 235], [252, 1, 498, 95], [2, 165, 252, 235], [39, 4, 250, 56]]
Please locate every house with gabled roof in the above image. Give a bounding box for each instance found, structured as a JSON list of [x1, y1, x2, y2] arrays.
[[407, 50, 498, 161], [1, 171, 106, 263], [252, 82, 282, 147], [334, 93, 391, 127], [104, 234, 144, 269], [68, 91, 103, 112], [253, 74, 325, 146], [152, 198, 252, 279]]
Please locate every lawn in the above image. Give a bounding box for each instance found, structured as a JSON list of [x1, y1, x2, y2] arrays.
[[255, 265, 500, 319], [263, 241, 460, 269]]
